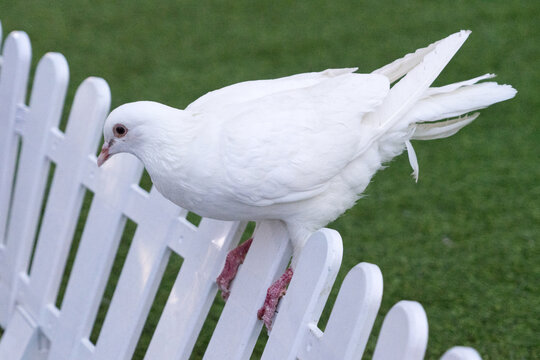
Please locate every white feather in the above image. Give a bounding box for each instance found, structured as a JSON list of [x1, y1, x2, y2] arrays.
[[411, 113, 479, 140], [373, 37, 443, 83], [424, 73, 495, 96], [406, 81, 517, 124], [405, 140, 419, 182]]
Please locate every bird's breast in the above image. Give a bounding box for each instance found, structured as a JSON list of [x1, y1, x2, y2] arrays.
[[150, 170, 255, 221]]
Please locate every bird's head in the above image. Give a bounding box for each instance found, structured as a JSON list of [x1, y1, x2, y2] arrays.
[[97, 101, 184, 167]]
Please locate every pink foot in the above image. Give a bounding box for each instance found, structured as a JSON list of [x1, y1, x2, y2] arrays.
[[216, 238, 253, 300], [257, 267, 294, 332]]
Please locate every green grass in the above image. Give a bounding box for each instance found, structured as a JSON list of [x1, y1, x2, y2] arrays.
[[1, 0, 538, 358]]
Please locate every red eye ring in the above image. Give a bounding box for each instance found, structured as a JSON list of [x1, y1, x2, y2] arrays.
[[113, 123, 128, 138]]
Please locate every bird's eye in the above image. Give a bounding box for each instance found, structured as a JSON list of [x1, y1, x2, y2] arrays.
[[113, 124, 128, 138]]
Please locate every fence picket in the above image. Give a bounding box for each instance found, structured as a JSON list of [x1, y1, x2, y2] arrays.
[[300, 262, 383, 360], [143, 219, 245, 360], [47, 154, 144, 360], [18, 77, 110, 322], [0, 53, 68, 326], [441, 347, 482, 360], [372, 301, 429, 360], [261, 229, 342, 360], [0, 306, 46, 360], [91, 188, 186, 360], [0, 31, 31, 262], [203, 220, 292, 360]]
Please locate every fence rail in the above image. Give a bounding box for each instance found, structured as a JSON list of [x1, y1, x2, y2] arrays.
[[0, 22, 481, 360]]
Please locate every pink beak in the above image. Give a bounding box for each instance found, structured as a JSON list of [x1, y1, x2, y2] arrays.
[[97, 142, 111, 167]]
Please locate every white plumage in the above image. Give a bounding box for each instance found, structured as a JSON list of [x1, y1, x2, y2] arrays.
[[98, 30, 516, 259]]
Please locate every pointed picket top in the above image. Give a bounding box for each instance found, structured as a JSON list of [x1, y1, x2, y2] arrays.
[[373, 300, 429, 360]]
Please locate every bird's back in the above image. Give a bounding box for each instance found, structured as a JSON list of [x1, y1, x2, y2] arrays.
[[186, 68, 359, 113]]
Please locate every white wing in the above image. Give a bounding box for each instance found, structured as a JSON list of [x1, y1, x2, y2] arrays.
[[212, 73, 389, 206], [186, 68, 358, 112]]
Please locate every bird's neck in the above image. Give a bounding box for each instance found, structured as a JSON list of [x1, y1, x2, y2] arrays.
[[134, 111, 202, 179]]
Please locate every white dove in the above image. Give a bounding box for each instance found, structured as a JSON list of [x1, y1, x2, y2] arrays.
[[97, 30, 516, 330]]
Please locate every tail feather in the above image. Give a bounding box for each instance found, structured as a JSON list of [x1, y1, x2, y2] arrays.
[[411, 113, 479, 141], [404, 78, 516, 180], [424, 73, 495, 96], [407, 79, 517, 124], [364, 30, 516, 181], [373, 39, 442, 83]]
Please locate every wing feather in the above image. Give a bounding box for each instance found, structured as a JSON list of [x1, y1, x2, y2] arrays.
[[186, 68, 358, 112], [215, 73, 389, 206]]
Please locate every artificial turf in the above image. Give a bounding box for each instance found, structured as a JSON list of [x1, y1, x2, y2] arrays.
[[0, 0, 538, 358]]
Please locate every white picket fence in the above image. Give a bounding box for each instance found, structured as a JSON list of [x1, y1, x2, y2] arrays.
[[0, 22, 482, 360]]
